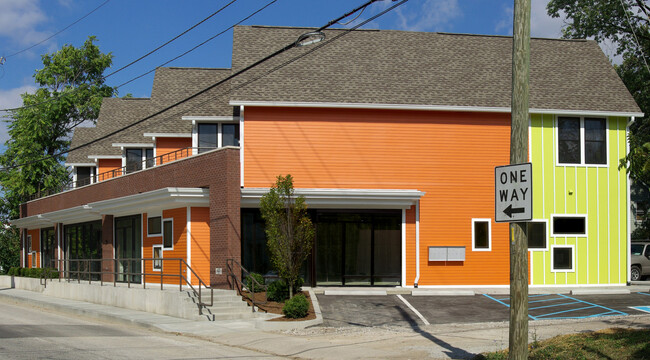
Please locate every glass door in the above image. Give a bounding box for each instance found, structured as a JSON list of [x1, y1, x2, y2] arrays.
[[41, 228, 56, 269], [115, 215, 142, 283]]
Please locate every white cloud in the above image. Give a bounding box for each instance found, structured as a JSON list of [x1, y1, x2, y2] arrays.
[[0, 85, 37, 144], [0, 0, 52, 52], [530, 0, 565, 38], [395, 0, 461, 32]]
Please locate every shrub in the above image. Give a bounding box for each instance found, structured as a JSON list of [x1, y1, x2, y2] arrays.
[[282, 294, 309, 318], [19, 268, 28, 277], [266, 277, 304, 302], [7, 267, 19, 276], [245, 272, 265, 293]]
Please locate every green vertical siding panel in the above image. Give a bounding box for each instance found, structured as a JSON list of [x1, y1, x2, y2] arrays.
[[544, 114, 557, 285], [566, 166, 577, 214], [530, 114, 545, 285], [587, 167, 599, 284], [608, 118, 619, 284], [576, 167, 588, 284], [555, 167, 566, 215], [566, 237, 577, 284], [598, 167, 609, 283]]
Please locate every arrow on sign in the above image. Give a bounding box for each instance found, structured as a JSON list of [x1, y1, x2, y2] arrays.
[[503, 204, 525, 218]]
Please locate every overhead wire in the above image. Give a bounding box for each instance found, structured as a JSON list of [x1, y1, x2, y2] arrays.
[[0, 0, 266, 114], [103, 0, 238, 78], [0, 0, 406, 172], [618, 0, 650, 74], [4, 0, 111, 59]]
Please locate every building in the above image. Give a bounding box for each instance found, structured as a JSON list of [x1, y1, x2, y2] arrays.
[[12, 26, 643, 289]]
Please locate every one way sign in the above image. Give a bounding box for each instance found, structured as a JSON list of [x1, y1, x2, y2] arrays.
[[495, 163, 532, 223]]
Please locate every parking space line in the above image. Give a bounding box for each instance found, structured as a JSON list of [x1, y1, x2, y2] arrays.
[[396, 294, 430, 326], [483, 293, 628, 320], [556, 294, 628, 316], [637, 292, 650, 297]]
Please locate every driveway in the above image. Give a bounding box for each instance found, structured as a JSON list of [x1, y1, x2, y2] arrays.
[[316, 291, 650, 327]]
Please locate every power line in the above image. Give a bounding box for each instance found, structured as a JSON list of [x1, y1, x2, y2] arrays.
[[115, 0, 277, 89], [4, 0, 111, 59], [1, 0, 405, 172], [618, 0, 650, 74], [0, 0, 275, 114], [104, 0, 238, 78]]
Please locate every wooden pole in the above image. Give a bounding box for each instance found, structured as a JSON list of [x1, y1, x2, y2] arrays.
[[510, 0, 531, 358]]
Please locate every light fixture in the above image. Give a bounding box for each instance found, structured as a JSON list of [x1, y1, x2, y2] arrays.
[[295, 31, 326, 47]]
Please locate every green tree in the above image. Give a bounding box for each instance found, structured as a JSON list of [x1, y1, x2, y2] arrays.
[[260, 175, 315, 299], [0, 36, 115, 220], [548, 0, 650, 237], [0, 225, 19, 273]]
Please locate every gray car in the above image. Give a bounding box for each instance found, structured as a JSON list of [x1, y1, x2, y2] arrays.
[[631, 241, 650, 281]]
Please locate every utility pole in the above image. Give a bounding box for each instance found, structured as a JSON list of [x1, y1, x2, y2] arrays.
[[509, 0, 531, 359]]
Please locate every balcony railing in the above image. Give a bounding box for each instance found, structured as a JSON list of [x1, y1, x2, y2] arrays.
[[27, 147, 216, 201]]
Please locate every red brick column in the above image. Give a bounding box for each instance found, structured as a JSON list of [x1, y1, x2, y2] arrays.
[[101, 215, 114, 282]]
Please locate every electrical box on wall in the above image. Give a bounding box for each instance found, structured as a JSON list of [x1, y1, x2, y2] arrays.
[[215, 268, 222, 275]]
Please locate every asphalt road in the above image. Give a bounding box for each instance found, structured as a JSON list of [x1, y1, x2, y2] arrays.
[[0, 301, 275, 360], [317, 292, 650, 328]]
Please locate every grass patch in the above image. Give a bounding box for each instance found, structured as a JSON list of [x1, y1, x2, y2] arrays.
[[476, 328, 650, 360]]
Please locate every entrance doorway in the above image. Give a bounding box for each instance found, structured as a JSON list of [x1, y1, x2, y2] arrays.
[[115, 215, 142, 283], [315, 211, 401, 286]]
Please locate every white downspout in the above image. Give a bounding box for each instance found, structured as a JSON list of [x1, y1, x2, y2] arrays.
[[627, 117, 633, 283], [414, 200, 421, 287]]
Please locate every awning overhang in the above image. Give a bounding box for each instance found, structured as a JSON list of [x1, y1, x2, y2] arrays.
[[241, 188, 425, 209]]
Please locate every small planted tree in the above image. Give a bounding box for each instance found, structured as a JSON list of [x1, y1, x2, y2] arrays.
[[260, 175, 314, 299]]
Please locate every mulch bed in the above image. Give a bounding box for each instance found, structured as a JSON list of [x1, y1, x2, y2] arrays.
[[241, 290, 316, 321]]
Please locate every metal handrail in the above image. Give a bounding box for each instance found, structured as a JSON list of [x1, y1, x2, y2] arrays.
[[27, 147, 217, 200], [47, 257, 214, 315], [225, 258, 267, 313]]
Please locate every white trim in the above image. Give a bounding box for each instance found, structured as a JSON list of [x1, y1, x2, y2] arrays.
[[112, 143, 154, 148], [555, 116, 609, 168], [181, 115, 238, 122], [240, 105, 244, 187], [90, 188, 209, 217], [551, 214, 588, 237], [88, 155, 122, 160], [241, 188, 424, 209], [65, 162, 96, 167], [627, 118, 632, 283], [401, 209, 406, 287], [471, 218, 492, 251], [191, 120, 198, 155], [143, 133, 191, 138], [186, 206, 191, 285], [147, 216, 162, 237], [162, 218, 174, 250], [152, 245, 163, 272], [527, 219, 549, 251], [229, 100, 645, 118], [551, 245, 575, 272], [414, 200, 420, 287]]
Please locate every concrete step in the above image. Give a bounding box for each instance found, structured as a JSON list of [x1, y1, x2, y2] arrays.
[[196, 310, 256, 321]]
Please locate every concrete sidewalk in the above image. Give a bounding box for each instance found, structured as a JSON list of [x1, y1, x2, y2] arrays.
[[2, 286, 650, 359]]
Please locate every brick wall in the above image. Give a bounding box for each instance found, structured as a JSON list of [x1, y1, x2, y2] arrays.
[[21, 148, 241, 288]]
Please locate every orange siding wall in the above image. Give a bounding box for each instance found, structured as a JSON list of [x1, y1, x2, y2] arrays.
[[142, 208, 187, 285], [27, 229, 40, 268], [97, 159, 122, 180], [157, 138, 192, 165], [244, 107, 511, 286], [190, 207, 210, 284]]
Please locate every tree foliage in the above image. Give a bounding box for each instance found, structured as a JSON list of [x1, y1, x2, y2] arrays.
[[0, 226, 19, 273], [548, 0, 650, 237], [259, 175, 314, 298], [0, 36, 115, 220]]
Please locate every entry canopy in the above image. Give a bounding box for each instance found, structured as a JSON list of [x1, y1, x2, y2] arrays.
[[241, 188, 425, 209]]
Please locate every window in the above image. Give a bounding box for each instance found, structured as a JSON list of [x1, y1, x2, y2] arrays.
[[76, 166, 93, 187], [557, 116, 606, 165], [145, 148, 155, 168], [31, 251, 36, 268], [222, 124, 240, 147], [527, 221, 547, 250], [631, 244, 644, 256], [471, 219, 491, 251], [147, 216, 162, 236], [552, 245, 574, 271], [163, 219, 173, 249], [198, 123, 217, 153], [152, 245, 163, 271], [27, 235, 32, 252], [552, 215, 586, 236], [125, 148, 143, 173]]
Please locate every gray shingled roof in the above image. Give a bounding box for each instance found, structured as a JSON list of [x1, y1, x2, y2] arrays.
[[230, 26, 641, 114], [66, 67, 233, 164]]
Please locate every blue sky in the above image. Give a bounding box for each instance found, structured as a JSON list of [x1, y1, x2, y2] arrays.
[[0, 0, 599, 144]]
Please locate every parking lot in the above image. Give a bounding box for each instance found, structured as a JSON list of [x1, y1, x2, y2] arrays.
[[316, 291, 650, 328]]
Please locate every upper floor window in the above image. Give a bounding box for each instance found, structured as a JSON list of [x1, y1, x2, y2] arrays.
[[222, 123, 240, 147], [125, 148, 154, 173], [558, 117, 606, 166], [198, 123, 218, 153], [76, 166, 94, 186], [197, 122, 240, 153]]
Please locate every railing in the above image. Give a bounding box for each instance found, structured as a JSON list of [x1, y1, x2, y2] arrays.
[[27, 147, 217, 201], [44, 258, 214, 315], [226, 258, 267, 313]]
